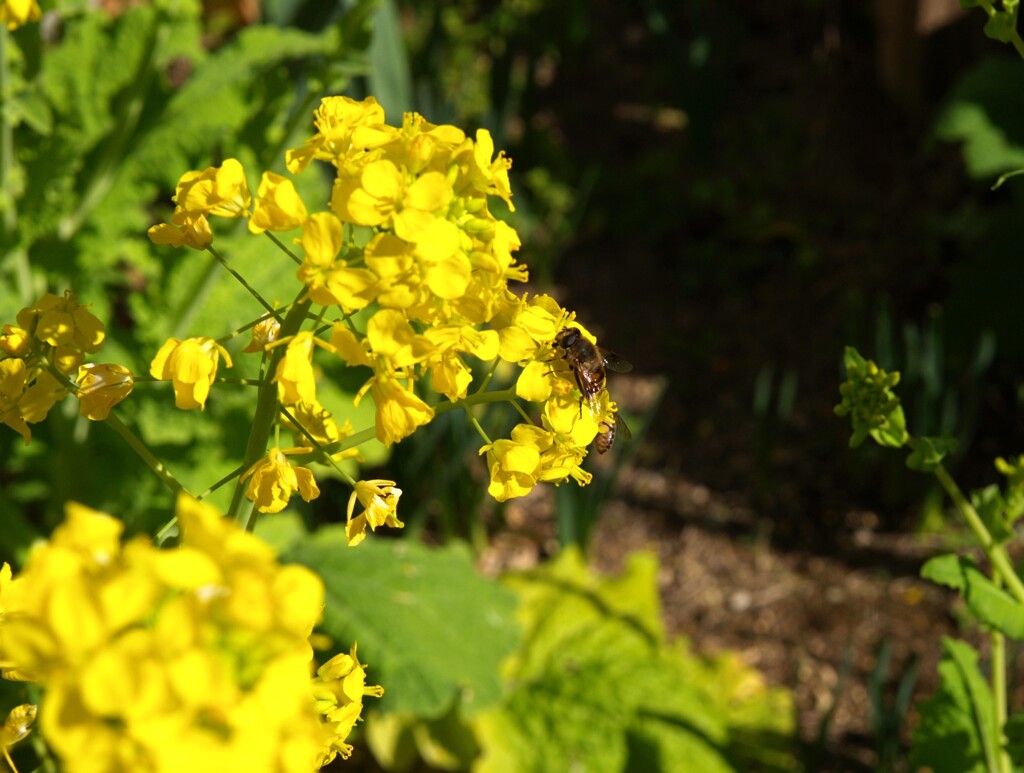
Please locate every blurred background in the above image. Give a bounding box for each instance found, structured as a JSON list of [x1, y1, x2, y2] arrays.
[[4, 0, 1024, 769]]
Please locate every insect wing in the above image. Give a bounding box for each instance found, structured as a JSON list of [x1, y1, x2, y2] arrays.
[[601, 349, 633, 373], [616, 412, 632, 441]]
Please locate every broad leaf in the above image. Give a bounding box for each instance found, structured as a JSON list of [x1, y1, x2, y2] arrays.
[[922, 554, 1024, 638], [285, 529, 520, 717], [910, 638, 997, 773]]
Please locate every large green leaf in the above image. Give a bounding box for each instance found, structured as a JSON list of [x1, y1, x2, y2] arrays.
[[921, 554, 1024, 638], [472, 549, 797, 773], [285, 528, 520, 717], [910, 637, 998, 773]]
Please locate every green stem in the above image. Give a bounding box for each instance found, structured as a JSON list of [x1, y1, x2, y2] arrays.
[[932, 463, 1024, 604], [207, 245, 283, 320], [103, 412, 188, 497], [228, 296, 312, 531], [992, 625, 1011, 773], [264, 231, 303, 265], [0, 26, 33, 307]]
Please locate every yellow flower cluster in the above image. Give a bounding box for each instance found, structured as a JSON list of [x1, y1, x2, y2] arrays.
[[1, 291, 132, 443], [144, 95, 628, 516], [0, 495, 381, 772]]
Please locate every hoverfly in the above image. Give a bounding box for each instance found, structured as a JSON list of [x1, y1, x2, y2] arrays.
[[553, 326, 633, 453]]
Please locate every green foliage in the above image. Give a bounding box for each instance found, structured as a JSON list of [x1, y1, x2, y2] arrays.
[[921, 554, 1024, 638], [472, 549, 797, 772], [909, 638, 1000, 773], [932, 59, 1024, 181], [906, 436, 958, 473], [835, 346, 908, 449], [360, 548, 797, 772], [284, 525, 521, 718], [0, 1, 378, 527]]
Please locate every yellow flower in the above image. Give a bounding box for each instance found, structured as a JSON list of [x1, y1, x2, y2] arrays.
[[370, 376, 434, 446], [1, 703, 36, 772], [148, 159, 251, 250], [286, 95, 388, 174], [273, 332, 320, 406], [147, 211, 213, 250], [17, 291, 105, 355], [0, 358, 31, 444], [149, 337, 232, 410], [312, 645, 384, 763], [176, 158, 252, 219], [0, 495, 355, 773], [297, 212, 378, 311], [241, 447, 321, 514], [0, 0, 40, 29], [249, 172, 308, 234], [479, 424, 551, 502], [332, 159, 453, 242], [76, 363, 133, 421], [0, 325, 30, 357], [345, 480, 403, 547]]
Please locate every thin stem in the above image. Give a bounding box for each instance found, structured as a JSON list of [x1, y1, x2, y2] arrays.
[[103, 412, 188, 496], [467, 413, 492, 445], [0, 26, 33, 307], [264, 231, 303, 265], [278, 403, 358, 487], [207, 245, 283, 320], [932, 463, 1024, 605], [228, 296, 312, 531], [992, 625, 1012, 773]]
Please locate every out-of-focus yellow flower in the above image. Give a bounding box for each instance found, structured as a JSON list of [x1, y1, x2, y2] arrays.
[[0, 496, 376, 773], [150, 336, 232, 410], [17, 291, 105, 355], [76, 363, 133, 420], [249, 172, 309, 234], [0, 0, 40, 30], [311, 645, 384, 763], [241, 447, 321, 514], [345, 480, 403, 547]]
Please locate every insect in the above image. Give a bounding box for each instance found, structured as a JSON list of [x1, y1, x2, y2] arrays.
[[553, 326, 633, 453]]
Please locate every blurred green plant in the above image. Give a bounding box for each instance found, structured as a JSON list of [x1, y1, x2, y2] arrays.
[[363, 548, 799, 772], [838, 346, 1024, 772]]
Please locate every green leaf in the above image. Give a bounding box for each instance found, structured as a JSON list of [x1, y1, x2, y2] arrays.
[[921, 554, 1024, 638], [871, 404, 908, 448], [906, 436, 958, 473], [473, 549, 797, 773], [1005, 711, 1024, 761], [284, 530, 520, 717], [984, 7, 1018, 42], [971, 484, 1014, 544], [910, 638, 997, 773], [933, 59, 1024, 180]]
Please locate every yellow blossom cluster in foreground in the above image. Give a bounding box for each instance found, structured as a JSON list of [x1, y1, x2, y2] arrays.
[[0, 495, 381, 772], [145, 95, 625, 515]]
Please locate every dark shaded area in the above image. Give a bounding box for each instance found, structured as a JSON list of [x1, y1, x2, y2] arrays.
[[471, 0, 1024, 767]]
